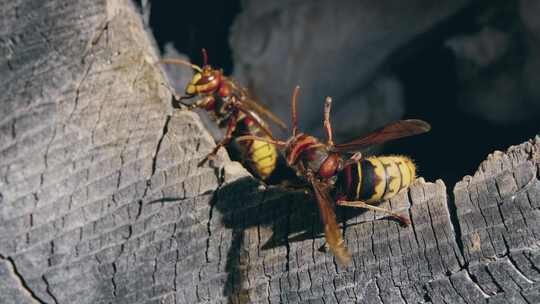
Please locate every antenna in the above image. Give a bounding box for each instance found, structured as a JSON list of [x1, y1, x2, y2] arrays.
[[158, 58, 202, 72], [323, 97, 333, 146], [201, 48, 208, 66], [236, 135, 286, 147], [291, 85, 300, 136]]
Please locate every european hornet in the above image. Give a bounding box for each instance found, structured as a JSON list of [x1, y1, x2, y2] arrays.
[[160, 49, 287, 180], [238, 86, 431, 264]]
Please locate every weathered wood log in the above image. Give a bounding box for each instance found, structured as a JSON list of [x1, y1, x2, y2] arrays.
[[1, 1, 539, 304]]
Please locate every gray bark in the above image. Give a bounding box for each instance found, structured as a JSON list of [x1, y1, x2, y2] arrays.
[[1, 1, 539, 304]]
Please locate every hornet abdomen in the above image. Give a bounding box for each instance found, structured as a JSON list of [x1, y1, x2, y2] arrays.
[[242, 139, 277, 179], [235, 116, 277, 180], [337, 156, 416, 203]]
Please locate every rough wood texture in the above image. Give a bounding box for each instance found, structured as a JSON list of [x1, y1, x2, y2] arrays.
[[453, 139, 540, 304], [1, 1, 540, 304]]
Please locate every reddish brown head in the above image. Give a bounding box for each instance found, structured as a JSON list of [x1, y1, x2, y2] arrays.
[[235, 86, 342, 179], [285, 134, 319, 166], [185, 49, 223, 96], [282, 87, 341, 178], [284, 133, 340, 178]]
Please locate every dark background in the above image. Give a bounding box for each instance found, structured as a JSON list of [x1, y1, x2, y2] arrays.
[[143, 1, 539, 188]]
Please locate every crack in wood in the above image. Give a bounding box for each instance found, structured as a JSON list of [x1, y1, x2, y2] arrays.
[[0, 255, 46, 304], [41, 275, 58, 304]]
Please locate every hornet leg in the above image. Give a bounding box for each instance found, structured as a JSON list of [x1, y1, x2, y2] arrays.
[[336, 199, 411, 226], [198, 114, 237, 166], [176, 95, 215, 110], [323, 97, 334, 147]]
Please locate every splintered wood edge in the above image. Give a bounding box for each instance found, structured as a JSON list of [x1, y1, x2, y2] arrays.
[[448, 136, 540, 303]]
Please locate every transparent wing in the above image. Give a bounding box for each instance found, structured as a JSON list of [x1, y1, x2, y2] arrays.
[[333, 119, 431, 152], [234, 102, 275, 138], [229, 78, 288, 130]]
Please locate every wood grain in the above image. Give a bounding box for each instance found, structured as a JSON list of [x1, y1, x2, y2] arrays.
[[1, 1, 539, 303]]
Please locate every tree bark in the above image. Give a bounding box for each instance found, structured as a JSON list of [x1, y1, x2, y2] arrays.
[[1, 1, 539, 304]]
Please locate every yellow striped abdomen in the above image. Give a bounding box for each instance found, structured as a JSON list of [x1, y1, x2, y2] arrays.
[[337, 155, 416, 203], [239, 137, 277, 180]]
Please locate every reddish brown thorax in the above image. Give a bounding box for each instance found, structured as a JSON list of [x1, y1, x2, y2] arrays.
[[286, 134, 318, 166], [217, 82, 231, 98], [286, 134, 340, 179], [318, 153, 340, 178]]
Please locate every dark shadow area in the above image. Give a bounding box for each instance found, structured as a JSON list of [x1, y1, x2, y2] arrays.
[[393, 48, 539, 188], [389, 1, 539, 187], [149, 1, 241, 74], [212, 176, 368, 302]]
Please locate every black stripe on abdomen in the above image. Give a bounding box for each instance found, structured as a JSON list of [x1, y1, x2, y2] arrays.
[[357, 160, 376, 200], [336, 164, 357, 200]]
